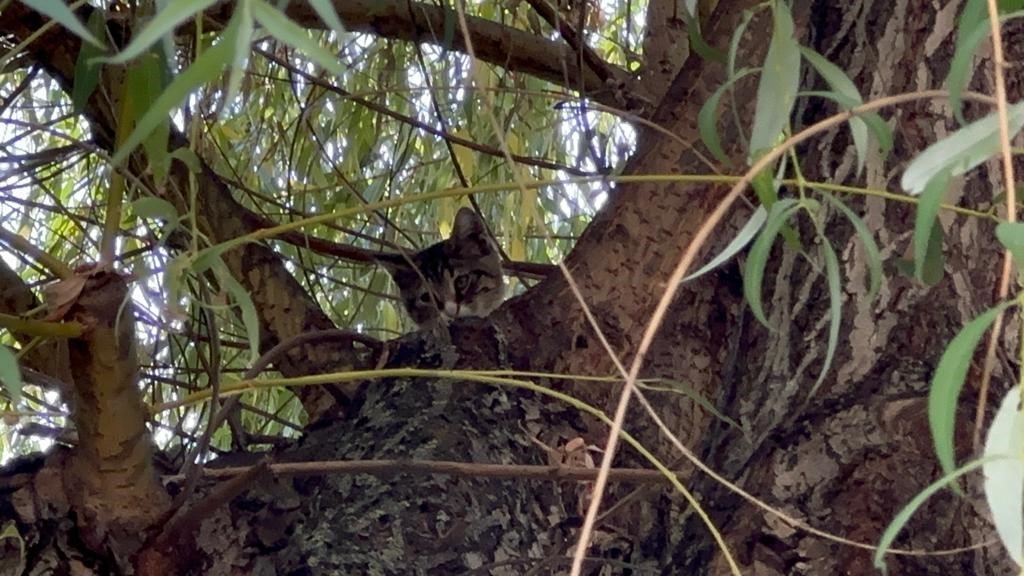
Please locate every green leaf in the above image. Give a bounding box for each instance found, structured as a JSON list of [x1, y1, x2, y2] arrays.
[[22, 0, 104, 48], [131, 197, 179, 222], [822, 194, 884, 301], [224, 0, 255, 107], [125, 51, 171, 183], [0, 346, 22, 405], [874, 456, 1001, 574], [996, 222, 1024, 278], [71, 10, 107, 112], [947, 16, 990, 124], [913, 170, 950, 283], [860, 108, 895, 161], [727, 10, 755, 78], [111, 14, 240, 166], [929, 302, 1015, 481], [901, 102, 1024, 195], [686, 15, 726, 63], [748, 1, 800, 158], [307, 0, 347, 35], [919, 221, 945, 286], [809, 238, 842, 398], [251, 0, 347, 76], [698, 68, 757, 164], [800, 91, 893, 161], [983, 385, 1024, 567], [799, 47, 875, 174], [743, 199, 801, 328], [751, 163, 778, 208], [211, 260, 261, 363], [684, 205, 767, 283], [945, 1, 1024, 122], [169, 147, 202, 173], [102, 0, 219, 64]]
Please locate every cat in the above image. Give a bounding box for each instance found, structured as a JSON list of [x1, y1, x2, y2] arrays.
[[375, 207, 505, 327]]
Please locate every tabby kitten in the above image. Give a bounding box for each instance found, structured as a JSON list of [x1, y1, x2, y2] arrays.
[[375, 208, 505, 327]]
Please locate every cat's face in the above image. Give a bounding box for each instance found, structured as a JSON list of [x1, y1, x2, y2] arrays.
[[376, 208, 505, 326]]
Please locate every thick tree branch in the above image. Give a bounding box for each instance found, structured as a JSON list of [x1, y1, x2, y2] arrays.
[[637, 0, 690, 102], [211, 0, 637, 109]]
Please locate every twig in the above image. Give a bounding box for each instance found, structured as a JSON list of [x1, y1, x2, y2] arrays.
[[163, 458, 680, 484], [155, 459, 270, 546], [973, 0, 1018, 451]]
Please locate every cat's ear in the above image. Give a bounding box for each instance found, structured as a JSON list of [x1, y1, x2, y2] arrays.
[[450, 207, 485, 241]]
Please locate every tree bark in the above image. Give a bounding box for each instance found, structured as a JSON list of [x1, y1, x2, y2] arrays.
[[0, 0, 1018, 573]]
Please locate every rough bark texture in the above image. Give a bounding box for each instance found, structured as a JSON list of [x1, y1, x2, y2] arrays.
[[0, 0, 1018, 574], [672, 1, 1019, 573]]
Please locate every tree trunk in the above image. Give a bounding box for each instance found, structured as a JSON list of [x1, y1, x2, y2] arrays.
[[0, 0, 1017, 574]]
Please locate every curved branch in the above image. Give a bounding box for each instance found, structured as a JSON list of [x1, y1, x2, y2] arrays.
[[205, 0, 635, 108]]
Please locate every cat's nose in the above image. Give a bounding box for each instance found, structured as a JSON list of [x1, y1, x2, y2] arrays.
[[444, 301, 459, 317]]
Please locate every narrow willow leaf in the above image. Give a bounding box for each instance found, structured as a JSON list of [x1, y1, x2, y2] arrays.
[[901, 102, 1024, 195], [131, 197, 179, 223], [169, 147, 202, 173], [641, 378, 745, 435], [800, 89, 893, 163], [808, 238, 843, 398], [919, 221, 945, 286], [698, 68, 757, 164], [211, 260, 261, 363], [111, 14, 239, 166], [822, 194, 883, 301], [103, 0, 219, 64], [929, 302, 1015, 481], [251, 0, 347, 76], [0, 346, 22, 405], [743, 199, 801, 328], [749, 1, 800, 157], [947, 17, 990, 124], [307, 0, 347, 35], [913, 170, 950, 283], [959, 0, 987, 34], [224, 0, 255, 108], [191, 238, 247, 275], [860, 108, 894, 160], [751, 164, 778, 208], [71, 10, 107, 112], [22, 0, 104, 48], [125, 51, 171, 183], [799, 47, 873, 173], [686, 16, 726, 63], [996, 221, 1024, 277], [983, 386, 1024, 567], [685, 205, 767, 282], [727, 10, 755, 78], [874, 456, 1001, 574], [442, 2, 456, 49]]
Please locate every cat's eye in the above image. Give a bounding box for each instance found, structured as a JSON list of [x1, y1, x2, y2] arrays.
[[454, 275, 471, 292], [418, 293, 432, 304]]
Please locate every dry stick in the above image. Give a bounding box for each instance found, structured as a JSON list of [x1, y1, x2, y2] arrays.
[[973, 1, 1018, 451], [158, 329, 382, 531], [573, 89, 1002, 572], [155, 459, 270, 547], [163, 458, 679, 484]]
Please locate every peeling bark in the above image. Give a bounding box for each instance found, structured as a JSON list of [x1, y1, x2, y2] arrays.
[[0, 0, 1019, 573], [61, 270, 167, 563]]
